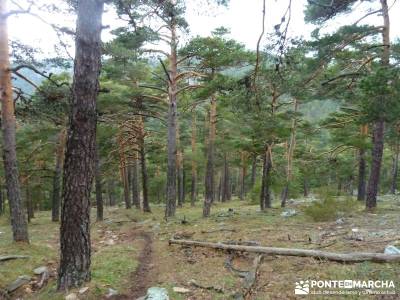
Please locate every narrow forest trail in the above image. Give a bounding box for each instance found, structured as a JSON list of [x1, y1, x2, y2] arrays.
[[113, 230, 155, 300]]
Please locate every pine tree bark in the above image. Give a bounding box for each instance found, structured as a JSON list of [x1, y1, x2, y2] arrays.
[[165, 22, 178, 218], [131, 158, 140, 209], [108, 180, 116, 206], [0, 0, 29, 243], [177, 123, 184, 207], [357, 148, 367, 201], [0, 186, 3, 215], [95, 146, 103, 222], [260, 146, 272, 211], [222, 153, 230, 202], [140, 134, 151, 213], [303, 178, 309, 197], [58, 0, 104, 290], [118, 133, 131, 209], [203, 95, 216, 217], [52, 129, 66, 222], [25, 183, 34, 223], [190, 111, 197, 206], [239, 152, 246, 200], [250, 154, 257, 189], [281, 99, 298, 208], [390, 139, 399, 194], [366, 0, 390, 210], [122, 165, 131, 209]]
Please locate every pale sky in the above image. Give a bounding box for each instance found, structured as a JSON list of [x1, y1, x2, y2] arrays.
[[7, 0, 400, 58]]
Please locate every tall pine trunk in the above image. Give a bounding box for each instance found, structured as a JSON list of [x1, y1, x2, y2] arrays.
[[52, 129, 66, 222], [203, 95, 216, 217], [357, 148, 367, 201], [177, 123, 184, 207], [131, 158, 140, 209], [260, 146, 272, 211], [95, 146, 103, 221], [140, 134, 151, 213], [165, 23, 178, 218], [390, 139, 399, 194], [0, 186, 3, 215], [108, 180, 116, 206], [58, 0, 103, 290], [0, 0, 29, 243], [222, 153, 230, 202], [239, 152, 246, 200], [281, 99, 298, 208], [118, 133, 131, 209], [250, 154, 257, 189], [190, 111, 197, 206], [26, 182, 34, 223], [366, 0, 390, 210]]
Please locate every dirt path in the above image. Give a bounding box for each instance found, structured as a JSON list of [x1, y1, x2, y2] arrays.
[[114, 230, 155, 300]]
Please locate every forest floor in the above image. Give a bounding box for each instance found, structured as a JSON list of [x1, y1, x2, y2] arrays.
[[0, 194, 400, 300]]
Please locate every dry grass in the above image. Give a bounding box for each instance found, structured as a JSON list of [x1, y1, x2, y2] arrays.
[[0, 194, 400, 299]]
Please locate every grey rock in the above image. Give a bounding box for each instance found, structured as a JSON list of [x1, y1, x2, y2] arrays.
[[384, 245, 400, 255], [281, 209, 297, 217], [33, 266, 48, 275], [144, 287, 169, 300], [6, 275, 31, 293], [106, 288, 118, 298]]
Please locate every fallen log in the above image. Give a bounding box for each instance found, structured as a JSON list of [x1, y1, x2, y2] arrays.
[[169, 239, 400, 263], [0, 255, 29, 262]]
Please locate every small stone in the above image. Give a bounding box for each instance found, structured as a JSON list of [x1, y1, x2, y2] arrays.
[[106, 288, 118, 298], [281, 209, 297, 217], [105, 239, 115, 246], [79, 287, 89, 294], [145, 287, 169, 300], [335, 218, 345, 225], [33, 266, 48, 275], [173, 287, 190, 293], [65, 293, 78, 300]]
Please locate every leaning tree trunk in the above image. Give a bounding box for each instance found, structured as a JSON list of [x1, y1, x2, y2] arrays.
[[203, 94, 216, 217], [260, 146, 272, 211], [58, 0, 104, 290], [95, 146, 103, 222], [0, 0, 29, 243], [165, 23, 178, 218], [366, 0, 390, 210], [190, 111, 197, 206], [52, 129, 66, 222]]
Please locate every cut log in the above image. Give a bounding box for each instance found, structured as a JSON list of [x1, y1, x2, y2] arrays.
[[0, 255, 29, 262], [169, 239, 400, 263]]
